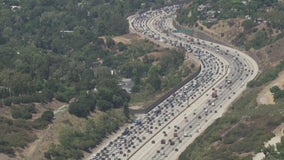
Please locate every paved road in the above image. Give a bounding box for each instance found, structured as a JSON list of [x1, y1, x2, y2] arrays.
[[87, 5, 258, 160]]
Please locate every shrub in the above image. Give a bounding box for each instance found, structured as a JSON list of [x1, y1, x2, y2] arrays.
[[55, 93, 69, 102], [11, 105, 36, 120], [97, 100, 113, 112], [12, 97, 21, 104], [117, 42, 127, 51], [41, 111, 54, 122], [21, 95, 34, 103], [0, 145, 15, 155], [242, 20, 257, 31], [3, 98, 12, 106], [44, 143, 83, 160], [31, 118, 49, 129], [69, 102, 90, 118]]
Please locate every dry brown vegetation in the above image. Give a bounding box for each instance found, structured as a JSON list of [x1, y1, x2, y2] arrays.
[[196, 18, 284, 70], [112, 33, 142, 44]]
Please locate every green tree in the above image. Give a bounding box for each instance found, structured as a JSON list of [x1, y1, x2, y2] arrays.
[[11, 105, 36, 120], [106, 37, 115, 49], [97, 100, 113, 112], [68, 102, 90, 118], [147, 73, 161, 91], [41, 110, 54, 122], [270, 86, 281, 94], [123, 102, 130, 119], [117, 42, 127, 51]]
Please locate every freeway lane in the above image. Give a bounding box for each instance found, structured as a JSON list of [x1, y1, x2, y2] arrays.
[[88, 5, 258, 160], [127, 6, 258, 160]]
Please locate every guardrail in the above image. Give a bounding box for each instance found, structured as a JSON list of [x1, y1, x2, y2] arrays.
[[130, 66, 201, 114]]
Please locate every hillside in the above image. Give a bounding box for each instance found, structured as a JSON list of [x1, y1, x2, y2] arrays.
[[176, 0, 284, 69]]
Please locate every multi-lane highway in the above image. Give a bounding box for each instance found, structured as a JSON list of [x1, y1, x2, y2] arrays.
[[87, 5, 258, 160]]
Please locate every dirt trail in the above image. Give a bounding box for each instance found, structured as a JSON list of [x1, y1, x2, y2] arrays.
[[253, 71, 284, 160], [253, 123, 284, 160], [23, 104, 69, 160]]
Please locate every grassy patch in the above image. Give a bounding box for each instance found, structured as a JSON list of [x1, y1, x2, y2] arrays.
[[44, 108, 128, 160], [248, 60, 284, 88], [0, 116, 52, 156]]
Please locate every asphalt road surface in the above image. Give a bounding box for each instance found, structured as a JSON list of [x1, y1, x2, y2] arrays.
[[87, 5, 258, 160]]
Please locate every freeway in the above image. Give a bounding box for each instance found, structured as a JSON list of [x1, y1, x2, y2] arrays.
[[88, 5, 258, 160]]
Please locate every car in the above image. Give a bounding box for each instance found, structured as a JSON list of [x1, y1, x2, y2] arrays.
[[184, 132, 188, 137]]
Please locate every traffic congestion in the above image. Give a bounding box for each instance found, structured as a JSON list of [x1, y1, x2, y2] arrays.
[[88, 4, 258, 160]]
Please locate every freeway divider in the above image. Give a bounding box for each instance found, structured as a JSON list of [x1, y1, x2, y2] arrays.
[[130, 66, 201, 114]]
